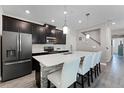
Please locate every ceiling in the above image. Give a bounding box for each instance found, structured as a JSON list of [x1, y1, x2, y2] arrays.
[[2, 5, 124, 31]]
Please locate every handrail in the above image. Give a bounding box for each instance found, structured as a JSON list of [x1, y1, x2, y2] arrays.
[[81, 32, 101, 45]]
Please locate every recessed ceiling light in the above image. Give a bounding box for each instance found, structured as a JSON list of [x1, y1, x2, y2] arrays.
[[25, 10, 30, 14], [64, 11, 67, 15], [112, 22, 116, 25], [78, 20, 82, 23], [51, 19, 55, 23]]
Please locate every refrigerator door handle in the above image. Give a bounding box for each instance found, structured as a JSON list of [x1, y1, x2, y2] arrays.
[[20, 34, 22, 53], [4, 59, 31, 65], [16, 35, 19, 59]]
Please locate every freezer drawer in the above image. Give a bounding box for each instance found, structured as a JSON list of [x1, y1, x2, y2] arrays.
[[2, 59, 32, 81]]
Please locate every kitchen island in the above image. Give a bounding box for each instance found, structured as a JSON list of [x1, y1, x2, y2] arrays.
[[33, 51, 94, 88]]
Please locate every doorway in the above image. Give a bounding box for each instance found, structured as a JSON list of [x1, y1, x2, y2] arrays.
[[112, 38, 124, 56]]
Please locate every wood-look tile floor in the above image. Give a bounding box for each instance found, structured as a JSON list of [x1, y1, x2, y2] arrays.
[[0, 71, 37, 88], [0, 54, 124, 88], [93, 54, 124, 88]]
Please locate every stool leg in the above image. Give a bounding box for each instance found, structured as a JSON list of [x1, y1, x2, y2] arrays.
[[99, 63, 101, 73], [91, 68, 93, 83], [81, 75, 84, 88], [47, 80, 50, 88], [74, 82, 76, 88], [87, 71, 90, 87], [95, 66, 97, 78], [97, 64, 99, 76]]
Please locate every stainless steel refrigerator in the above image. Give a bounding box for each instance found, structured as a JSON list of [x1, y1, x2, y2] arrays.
[[1, 31, 32, 81]]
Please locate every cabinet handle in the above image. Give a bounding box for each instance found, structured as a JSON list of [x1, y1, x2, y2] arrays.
[[16, 35, 19, 59], [20, 34, 22, 53]]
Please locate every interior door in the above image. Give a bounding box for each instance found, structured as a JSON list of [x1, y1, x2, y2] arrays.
[[2, 31, 19, 62], [19, 33, 32, 60]]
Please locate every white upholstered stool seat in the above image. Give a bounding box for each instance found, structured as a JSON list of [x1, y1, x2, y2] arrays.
[[47, 70, 62, 87]]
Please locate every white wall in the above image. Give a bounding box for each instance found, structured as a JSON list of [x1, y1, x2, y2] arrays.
[[100, 25, 112, 62], [112, 29, 124, 36], [76, 29, 101, 52], [76, 24, 112, 63]]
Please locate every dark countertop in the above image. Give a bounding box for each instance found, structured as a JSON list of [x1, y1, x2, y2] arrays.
[[32, 50, 69, 56]]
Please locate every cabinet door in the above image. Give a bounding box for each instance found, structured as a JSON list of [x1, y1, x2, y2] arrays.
[[32, 24, 38, 44], [45, 28, 56, 38], [61, 34, 66, 44], [18, 21, 32, 34], [3, 16, 32, 34], [55, 30, 63, 44], [32, 24, 46, 44], [45, 24, 56, 37], [3, 16, 19, 32], [37, 25, 46, 44], [55, 29, 66, 44]]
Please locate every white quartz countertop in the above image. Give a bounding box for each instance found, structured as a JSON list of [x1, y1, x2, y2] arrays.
[[33, 51, 94, 67]]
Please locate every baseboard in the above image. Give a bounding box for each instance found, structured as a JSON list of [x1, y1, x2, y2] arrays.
[[100, 63, 107, 66]]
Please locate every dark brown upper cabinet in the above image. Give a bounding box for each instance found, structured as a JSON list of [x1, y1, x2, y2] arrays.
[[3, 16, 19, 32], [62, 34, 66, 44], [32, 23, 46, 44], [3, 15, 32, 34], [44, 24, 56, 37], [18, 21, 32, 34], [2, 15, 66, 44], [55, 29, 66, 44]]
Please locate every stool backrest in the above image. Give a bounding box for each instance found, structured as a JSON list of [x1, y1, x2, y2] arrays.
[[96, 51, 102, 64], [61, 58, 80, 88], [90, 52, 97, 68], [80, 55, 92, 75]]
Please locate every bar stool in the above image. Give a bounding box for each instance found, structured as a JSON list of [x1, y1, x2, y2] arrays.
[[90, 52, 97, 83], [47, 57, 80, 88], [96, 51, 102, 76], [77, 55, 92, 88]]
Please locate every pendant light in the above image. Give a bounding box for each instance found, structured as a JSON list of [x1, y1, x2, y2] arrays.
[[85, 13, 90, 39], [63, 6, 68, 34], [86, 34, 90, 39]]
